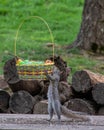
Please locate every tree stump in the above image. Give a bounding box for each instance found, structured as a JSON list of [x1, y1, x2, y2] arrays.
[[64, 98, 95, 115], [0, 90, 10, 113], [92, 83, 104, 105], [9, 90, 34, 114], [72, 69, 104, 93]]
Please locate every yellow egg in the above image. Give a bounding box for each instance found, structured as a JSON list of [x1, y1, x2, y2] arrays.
[[16, 59, 22, 64]]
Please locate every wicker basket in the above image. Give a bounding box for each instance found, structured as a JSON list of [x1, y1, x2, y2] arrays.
[[14, 16, 54, 80]]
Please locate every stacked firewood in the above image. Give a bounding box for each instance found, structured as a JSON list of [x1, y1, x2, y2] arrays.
[[70, 70, 104, 115], [0, 56, 104, 115]]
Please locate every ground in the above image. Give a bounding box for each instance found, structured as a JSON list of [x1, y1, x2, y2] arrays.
[[0, 114, 104, 130]]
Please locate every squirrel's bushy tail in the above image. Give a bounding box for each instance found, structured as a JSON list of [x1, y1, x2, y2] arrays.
[[61, 105, 90, 121]]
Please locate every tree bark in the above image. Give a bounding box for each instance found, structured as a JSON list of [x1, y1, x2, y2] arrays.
[[92, 83, 104, 105], [68, 0, 104, 53], [64, 98, 95, 115], [72, 69, 104, 93]]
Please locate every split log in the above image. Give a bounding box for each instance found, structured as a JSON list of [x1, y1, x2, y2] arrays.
[[64, 98, 95, 115], [98, 107, 104, 115], [72, 69, 104, 93], [9, 90, 34, 114], [0, 90, 10, 113], [92, 83, 104, 105]]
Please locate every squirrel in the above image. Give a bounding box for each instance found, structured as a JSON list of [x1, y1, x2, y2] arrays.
[[45, 66, 90, 122]]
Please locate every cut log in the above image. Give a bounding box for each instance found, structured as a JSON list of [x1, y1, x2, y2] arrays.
[[9, 90, 34, 114], [3, 56, 70, 96], [64, 98, 95, 115], [98, 107, 104, 115], [9, 80, 42, 96], [3, 57, 20, 84], [0, 75, 9, 90], [33, 100, 48, 114], [0, 90, 10, 113], [72, 69, 104, 93], [3, 57, 43, 96], [38, 81, 73, 103], [38, 80, 49, 99], [33, 95, 42, 105], [49, 56, 71, 82], [92, 83, 104, 105], [58, 81, 73, 104]]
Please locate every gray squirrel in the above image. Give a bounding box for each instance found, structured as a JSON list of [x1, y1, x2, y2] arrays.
[[45, 66, 90, 122]]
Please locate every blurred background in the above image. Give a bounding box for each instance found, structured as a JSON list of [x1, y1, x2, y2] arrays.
[[0, 0, 103, 79]]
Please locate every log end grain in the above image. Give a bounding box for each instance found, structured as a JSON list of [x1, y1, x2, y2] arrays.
[[64, 98, 95, 115], [92, 83, 104, 105], [9, 90, 34, 114], [72, 70, 92, 93], [33, 100, 48, 114]]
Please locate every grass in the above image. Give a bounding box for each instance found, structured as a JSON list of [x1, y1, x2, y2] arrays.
[[0, 0, 103, 78]]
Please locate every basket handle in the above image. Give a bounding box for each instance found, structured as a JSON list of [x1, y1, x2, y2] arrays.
[[14, 16, 54, 60]]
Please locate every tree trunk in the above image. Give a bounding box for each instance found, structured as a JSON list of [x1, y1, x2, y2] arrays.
[[92, 83, 104, 105], [64, 98, 95, 115], [68, 0, 104, 53], [72, 69, 104, 93], [9, 90, 34, 114]]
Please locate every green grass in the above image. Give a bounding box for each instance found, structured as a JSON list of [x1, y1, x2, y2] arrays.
[[0, 0, 103, 78]]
